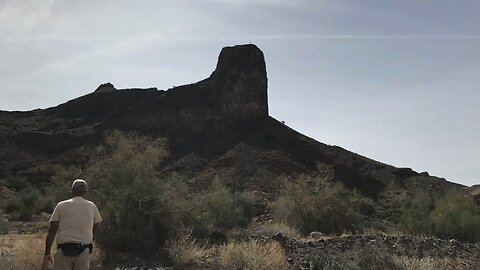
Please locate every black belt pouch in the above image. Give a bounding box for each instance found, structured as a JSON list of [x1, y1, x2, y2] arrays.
[[58, 243, 93, 257]]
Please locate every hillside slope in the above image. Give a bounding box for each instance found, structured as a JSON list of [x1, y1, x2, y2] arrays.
[[0, 44, 465, 211]]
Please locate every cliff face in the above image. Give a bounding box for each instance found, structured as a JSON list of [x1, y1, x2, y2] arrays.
[[0, 44, 464, 208], [210, 44, 268, 117]]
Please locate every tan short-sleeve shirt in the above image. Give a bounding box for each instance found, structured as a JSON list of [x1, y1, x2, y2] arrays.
[[49, 196, 102, 244]]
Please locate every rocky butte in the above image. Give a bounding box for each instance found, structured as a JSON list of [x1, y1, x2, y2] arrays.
[[0, 44, 471, 211]]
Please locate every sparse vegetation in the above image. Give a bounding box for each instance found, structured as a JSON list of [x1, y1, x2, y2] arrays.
[[400, 191, 480, 242], [199, 179, 254, 230], [10, 233, 47, 270], [306, 253, 351, 270], [166, 227, 209, 267], [0, 176, 29, 192], [0, 175, 57, 222], [271, 171, 375, 235], [356, 245, 401, 270], [68, 131, 255, 257], [2, 186, 43, 221], [0, 233, 103, 270], [399, 191, 435, 235], [394, 256, 436, 270], [218, 240, 288, 270], [81, 130, 185, 254], [2, 132, 478, 269], [430, 192, 480, 242]]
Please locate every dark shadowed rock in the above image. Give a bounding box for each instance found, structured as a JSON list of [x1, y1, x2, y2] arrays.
[[208, 44, 268, 117], [208, 231, 227, 245], [272, 233, 287, 246], [419, 171, 430, 176], [94, 82, 117, 93]]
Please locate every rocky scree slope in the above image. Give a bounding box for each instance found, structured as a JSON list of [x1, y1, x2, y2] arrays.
[[282, 234, 480, 270]]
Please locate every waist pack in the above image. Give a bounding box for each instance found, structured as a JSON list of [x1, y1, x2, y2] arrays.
[[58, 243, 93, 257]]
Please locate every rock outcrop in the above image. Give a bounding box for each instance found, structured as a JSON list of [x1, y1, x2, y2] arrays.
[[209, 44, 268, 117], [94, 82, 117, 93]]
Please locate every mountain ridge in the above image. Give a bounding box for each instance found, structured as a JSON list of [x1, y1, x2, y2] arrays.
[[0, 44, 468, 211]]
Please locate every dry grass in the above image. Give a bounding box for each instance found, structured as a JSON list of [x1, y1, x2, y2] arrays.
[[0, 233, 104, 270], [91, 242, 105, 268], [393, 256, 475, 270], [0, 235, 15, 270], [166, 228, 209, 267], [394, 256, 436, 270], [165, 227, 289, 269], [218, 240, 288, 270], [12, 233, 46, 270]]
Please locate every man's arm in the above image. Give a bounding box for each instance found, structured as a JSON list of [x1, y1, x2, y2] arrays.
[[93, 222, 100, 241], [41, 221, 58, 270], [44, 221, 59, 255]]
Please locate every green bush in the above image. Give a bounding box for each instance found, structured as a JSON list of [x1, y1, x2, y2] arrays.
[[1, 186, 44, 221], [3, 196, 24, 213], [46, 166, 81, 205], [399, 191, 436, 235], [1, 176, 29, 191], [200, 180, 254, 230], [79, 130, 197, 255], [49, 130, 258, 256], [400, 191, 480, 242], [271, 177, 374, 235], [430, 192, 480, 242]]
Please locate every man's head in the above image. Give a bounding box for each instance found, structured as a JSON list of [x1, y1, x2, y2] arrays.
[[71, 179, 88, 197]]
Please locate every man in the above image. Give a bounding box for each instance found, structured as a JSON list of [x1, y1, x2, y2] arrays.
[[42, 179, 102, 270]]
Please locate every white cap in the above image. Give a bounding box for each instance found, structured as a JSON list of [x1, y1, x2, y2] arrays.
[[71, 179, 88, 191]]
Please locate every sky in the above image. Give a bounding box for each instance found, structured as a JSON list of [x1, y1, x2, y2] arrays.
[[0, 0, 479, 186]]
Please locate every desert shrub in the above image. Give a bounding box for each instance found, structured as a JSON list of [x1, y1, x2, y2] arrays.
[[399, 191, 436, 235], [1, 176, 29, 191], [218, 240, 287, 270], [49, 130, 257, 256], [307, 253, 351, 270], [166, 227, 209, 267], [430, 192, 480, 242], [393, 256, 435, 270], [45, 166, 82, 205], [71, 130, 196, 255], [200, 180, 254, 230], [3, 196, 23, 214], [17, 188, 40, 221], [271, 178, 374, 234], [2, 186, 43, 221], [356, 246, 401, 270], [400, 191, 480, 242]]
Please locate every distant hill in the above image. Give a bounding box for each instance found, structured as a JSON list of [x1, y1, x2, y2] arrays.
[[0, 44, 467, 213]]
